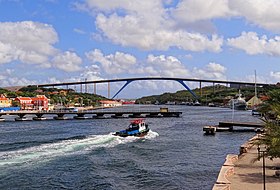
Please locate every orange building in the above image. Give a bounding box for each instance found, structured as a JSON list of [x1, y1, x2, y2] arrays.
[[14, 95, 49, 110], [31, 95, 49, 110], [0, 94, 12, 107]]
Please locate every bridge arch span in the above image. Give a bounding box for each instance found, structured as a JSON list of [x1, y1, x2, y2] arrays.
[[111, 79, 198, 100]]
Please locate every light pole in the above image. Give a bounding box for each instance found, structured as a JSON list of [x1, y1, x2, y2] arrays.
[[257, 145, 267, 190]]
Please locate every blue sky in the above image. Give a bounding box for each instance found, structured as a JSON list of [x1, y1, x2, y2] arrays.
[[0, 0, 280, 98]]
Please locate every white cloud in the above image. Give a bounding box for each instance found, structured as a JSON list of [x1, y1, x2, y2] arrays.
[[0, 21, 84, 71], [145, 54, 190, 77], [270, 71, 280, 81], [172, 0, 280, 32], [78, 0, 223, 52], [0, 21, 58, 66], [73, 28, 86, 34], [52, 51, 82, 72], [192, 62, 227, 80], [78, 0, 280, 46], [0, 41, 15, 64], [79, 65, 102, 81], [172, 0, 233, 23], [86, 49, 137, 74], [0, 69, 37, 87], [96, 13, 223, 51], [227, 32, 280, 56], [242, 73, 268, 84], [229, 0, 280, 32]]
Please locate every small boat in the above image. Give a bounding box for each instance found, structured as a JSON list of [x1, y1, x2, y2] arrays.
[[229, 93, 247, 110], [251, 109, 261, 116], [193, 100, 201, 106], [113, 119, 149, 137]]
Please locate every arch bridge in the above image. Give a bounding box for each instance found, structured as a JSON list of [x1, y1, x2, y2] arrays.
[[37, 77, 271, 100]]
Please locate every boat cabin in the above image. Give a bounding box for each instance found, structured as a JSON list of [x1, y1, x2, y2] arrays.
[[127, 119, 147, 132]]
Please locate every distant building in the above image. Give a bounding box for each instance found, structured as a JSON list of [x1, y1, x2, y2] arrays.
[[247, 96, 262, 108], [14, 95, 49, 110], [59, 90, 68, 96], [31, 95, 49, 110], [99, 100, 122, 107], [49, 91, 59, 95], [34, 89, 43, 93], [118, 99, 136, 104], [0, 94, 12, 107], [14, 97, 33, 110]]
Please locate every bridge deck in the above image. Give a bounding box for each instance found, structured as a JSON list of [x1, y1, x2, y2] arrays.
[[0, 110, 182, 115], [0, 110, 182, 120]]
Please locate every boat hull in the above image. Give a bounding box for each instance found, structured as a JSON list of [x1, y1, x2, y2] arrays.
[[233, 103, 247, 110], [113, 129, 150, 137]]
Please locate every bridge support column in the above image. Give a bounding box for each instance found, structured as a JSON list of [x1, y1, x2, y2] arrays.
[[112, 80, 133, 99], [74, 113, 88, 119], [15, 114, 27, 121], [108, 82, 110, 98], [33, 114, 47, 121], [54, 114, 67, 120], [200, 81, 202, 98], [176, 80, 198, 100], [94, 83, 96, 94]]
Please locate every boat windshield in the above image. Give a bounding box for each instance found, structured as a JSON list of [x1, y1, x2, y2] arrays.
[[127, 123, 139, 130]]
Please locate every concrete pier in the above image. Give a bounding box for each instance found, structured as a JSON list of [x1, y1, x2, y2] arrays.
[[204, 121, 265, 133], [219, 121, 264, 128]]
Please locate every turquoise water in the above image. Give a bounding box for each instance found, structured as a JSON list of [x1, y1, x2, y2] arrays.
[[0, 106, 260, 189]]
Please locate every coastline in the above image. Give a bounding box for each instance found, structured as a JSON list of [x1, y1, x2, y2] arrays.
[[213, 135, 280, 190]]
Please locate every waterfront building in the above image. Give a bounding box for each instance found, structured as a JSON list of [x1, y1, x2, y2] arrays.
[[14, 95, 49, 110], [14, 97, 33, 110], [0, 94, 12, 107], [99, 100, 122, 107], [31, 95, 49, 111]]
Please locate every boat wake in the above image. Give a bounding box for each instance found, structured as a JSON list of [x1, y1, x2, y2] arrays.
[[0, 130, 159, 167]]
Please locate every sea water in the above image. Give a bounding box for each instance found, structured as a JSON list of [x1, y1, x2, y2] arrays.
[[0, 105, 260, 190]]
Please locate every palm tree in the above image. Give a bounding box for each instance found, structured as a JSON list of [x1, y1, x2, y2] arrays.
[[257, 89, 280, 159], [257, 121, 280, 159]]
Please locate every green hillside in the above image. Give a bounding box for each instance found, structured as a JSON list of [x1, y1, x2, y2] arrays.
[[0, 85, 108, 107], [136, 84, 275, 105]]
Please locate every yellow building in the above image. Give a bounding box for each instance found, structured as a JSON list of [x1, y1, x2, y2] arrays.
[[0, 95, 12, 107]]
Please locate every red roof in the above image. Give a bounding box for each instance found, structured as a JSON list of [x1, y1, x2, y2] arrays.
[[16, 97, 32, 101], [0, 97, 9, 101]]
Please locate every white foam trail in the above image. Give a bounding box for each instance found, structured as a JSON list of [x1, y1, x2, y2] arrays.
[[0, 131, 159, 167], [145, 130, 159, 139]]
